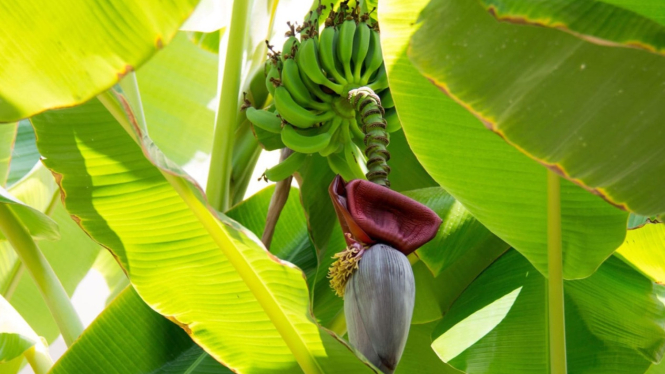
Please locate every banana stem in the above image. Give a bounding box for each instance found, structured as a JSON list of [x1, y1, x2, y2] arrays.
[[348, 87, 391, 188], [547, 170, 567, 374], [0, 204, 83, 347], [206, 0, 252, 212]]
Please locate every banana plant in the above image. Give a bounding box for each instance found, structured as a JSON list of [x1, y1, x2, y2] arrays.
[[1, 0, 665, 373]]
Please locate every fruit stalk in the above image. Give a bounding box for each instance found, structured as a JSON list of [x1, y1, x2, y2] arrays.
[[348, 87, 391, 187]]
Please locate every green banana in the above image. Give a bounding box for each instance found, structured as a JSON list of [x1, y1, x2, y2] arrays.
[[367, 64, 388, 92], [380, 89, 394, 109], [282, 36, 300, 60], [265, 61, 280, 96], [281, 122, 335, 154], [385, 108, 402, 133], [349, 117, 366, 147], [327, 152, 356, 182], [297, 38, 343, 94], [342, 123, 367, 180], [361, 29, 383, 85], [318, 26, 347, 84], [352, 22, 371, 82], [337, 19, 356, 82], [300, 68, 333, 103], [281, 58, 329, 111], [264, 151, 308, 182], [246, 107, 282, 134], [274, 86, 334, 128], [319, 118, 345, 157]]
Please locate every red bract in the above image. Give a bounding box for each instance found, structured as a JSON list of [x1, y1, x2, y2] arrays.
[[329, 175, 442, 255]]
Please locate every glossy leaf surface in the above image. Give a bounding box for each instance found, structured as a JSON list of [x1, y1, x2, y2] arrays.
[[380, 0, 628, 278], [410, 0, 665, 215]]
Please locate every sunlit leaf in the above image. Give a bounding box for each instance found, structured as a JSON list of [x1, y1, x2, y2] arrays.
[[0, 124, 17, 187], [616, 222, 665, 283], [0, 295, 51, 372], [0, 0, 199, 122], [32, 96, 376, 373], [432, 250, 665, 373]]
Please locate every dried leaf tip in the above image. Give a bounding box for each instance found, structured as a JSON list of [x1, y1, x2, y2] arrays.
[[328, 237, 366, 297]]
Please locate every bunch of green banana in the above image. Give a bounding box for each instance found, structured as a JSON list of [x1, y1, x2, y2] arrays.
[[245, 1, 401, 183]]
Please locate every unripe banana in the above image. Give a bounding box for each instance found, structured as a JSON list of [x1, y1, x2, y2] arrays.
[[349, 116, 366, 146], [341, 122, 367, 180], [319, 118, 345, 157], [367, 65, 388, 92], [281, 36, 300, 60], [274, 86, 334, 128], [361, 29, 383, 85], [385, 108, 402, 133], [344, 244, 415, 374], [352, 22, 371, 82], [265, 62, 280, 96], [282, 59, 329, 111], [318, 26, 348, 84], [297, 38, 343, 94], [245, 107, 282, 134], [299, 67, 333, 103], [264, 151, 308, 182], [327, 152, 356, 182], [281, 121, 336, 154], [337, 19, 357, 82]]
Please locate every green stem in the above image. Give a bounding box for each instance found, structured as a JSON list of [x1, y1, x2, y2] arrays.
[[547, 170, 567, 374], [230, 119, 261, 205], [24, 345, 53, 374], [0, 204, 83, 346], [206, 0, 252, 212]]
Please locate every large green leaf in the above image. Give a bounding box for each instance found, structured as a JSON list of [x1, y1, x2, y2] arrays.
[[432, 250, 665, 373], [409, 0, 665, 216], [0, 124, 17, 187], [51, 286, 231, 374], [226, 185, 317, 281], [600, 0, 665, 25], [616, 222, 665, 283], [0, 295, 51, 373], [6, 121, 40, 188], [397, 321, 461, 374], [384, 130, 437, 193], [136, 32, 217, 170], [32, 96, 375, 373], [0, 0, 199, 121], [379, 0, 628, 279], [404, 187, 509, 277]]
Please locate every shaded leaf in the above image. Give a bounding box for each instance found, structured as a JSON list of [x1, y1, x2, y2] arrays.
[[6, 121, 39, 188], [379, 0, 628, 278], [0, 187, 58, 242], [0, 295, 51, 372], [410, 0, 665, 215], [0, 124, 17, 187]]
